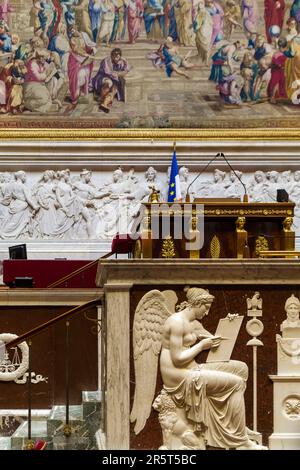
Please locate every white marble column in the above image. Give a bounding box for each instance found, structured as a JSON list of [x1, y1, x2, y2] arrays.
[[104, 283, 132, 450]]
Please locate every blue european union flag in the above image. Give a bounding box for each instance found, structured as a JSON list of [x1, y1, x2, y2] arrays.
[[168, 149, 182, 203]]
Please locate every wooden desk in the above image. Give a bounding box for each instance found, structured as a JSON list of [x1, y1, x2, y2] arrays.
[[140, 201, 295, 259], [3, 259, 98, 288]]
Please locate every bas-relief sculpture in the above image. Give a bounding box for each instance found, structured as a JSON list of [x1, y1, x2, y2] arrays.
[[269, 294, 300, 450], [0, 332, 47, 384], [0, 165, 300, 243], [130, 286, 267, 450]]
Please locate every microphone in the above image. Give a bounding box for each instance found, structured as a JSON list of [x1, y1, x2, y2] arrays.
[[185, 152, 248, 203]]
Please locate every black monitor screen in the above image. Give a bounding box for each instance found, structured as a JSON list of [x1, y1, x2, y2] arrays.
[[9, 244, 27, 259]]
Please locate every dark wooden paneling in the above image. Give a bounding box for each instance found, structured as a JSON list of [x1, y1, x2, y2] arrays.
[[0, 306, 98, 409]]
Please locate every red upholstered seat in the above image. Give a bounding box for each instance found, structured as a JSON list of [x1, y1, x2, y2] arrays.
[[111, 234, 138, 256], [33, 440, 47, 450]]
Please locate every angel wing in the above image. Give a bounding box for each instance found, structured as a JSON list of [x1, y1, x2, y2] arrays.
[[130, 289, 176, 435]]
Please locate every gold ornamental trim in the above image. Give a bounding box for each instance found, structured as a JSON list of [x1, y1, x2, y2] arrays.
[[210, 235, 221, 259], [144, 208, 293, 217], [161, 236, 176, 258], [204, 208, 293, 216], [255, 236, 269, 257], [1, 127, 300, 140]]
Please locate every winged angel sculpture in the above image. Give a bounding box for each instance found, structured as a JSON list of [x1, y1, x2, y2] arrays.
[[130, 287, 267, 450]]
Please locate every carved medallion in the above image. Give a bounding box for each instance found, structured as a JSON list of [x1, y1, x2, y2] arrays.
[[283, 396, 300, 419]]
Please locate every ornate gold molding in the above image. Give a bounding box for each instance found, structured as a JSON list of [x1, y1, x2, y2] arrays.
[[255, 236, 269, 257], [1, 128, 300, 140], [161, 236, 176, 258], [210, 235, 221, 259], [152, 208, 293, 217]]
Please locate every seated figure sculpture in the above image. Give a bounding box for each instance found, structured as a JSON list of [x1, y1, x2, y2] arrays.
[[130, 287, 267, 450]]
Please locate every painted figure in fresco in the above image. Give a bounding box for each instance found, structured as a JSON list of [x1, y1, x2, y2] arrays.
[[0, 0, 13, 26], [267, 37, 288, 103], [167, 0, 178, 41], [73, 0, 94, 41], [290, 0, 300, 21], [127, 0, 144, 44], [0, 59, 26, 113], [98, 0, 115, 47], [144, 0, 165, 40], [23, 49, 55, 114], [240, 49, 257, 102], [91, 48, 130, 112], [48, 21, 70, 75], [0, 19, 11, 52], [87, 0, 102, 41], [264, 0, 285, 44], [285, 22, 300, 101], [209, 41, 242, 83], [38, 0, 57, 43], [193, 0, 212, 65], [286, 17, 297, 43], [61, 0, 79, 30], [223, 0, 242, 40], [206, 0, 224, 48], [110, 0, 127, 42], [241, 0, 258, 37], [175, 0, 194, 46], [162, 36, 200, 79], [67, 25, 96, 105]]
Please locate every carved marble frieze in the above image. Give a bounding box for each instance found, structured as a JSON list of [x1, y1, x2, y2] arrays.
[[0, 166, 299, 242]]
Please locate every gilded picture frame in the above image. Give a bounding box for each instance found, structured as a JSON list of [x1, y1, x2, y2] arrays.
[[0, 127, 299, 141]]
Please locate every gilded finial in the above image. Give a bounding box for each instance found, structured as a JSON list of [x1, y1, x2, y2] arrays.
[[148, 186, 160, 203]]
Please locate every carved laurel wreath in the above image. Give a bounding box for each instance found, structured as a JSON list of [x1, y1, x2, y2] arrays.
[[0, 334, 29, 382]]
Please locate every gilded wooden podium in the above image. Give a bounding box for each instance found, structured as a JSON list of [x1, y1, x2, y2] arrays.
[[140, 200, 295, 259]]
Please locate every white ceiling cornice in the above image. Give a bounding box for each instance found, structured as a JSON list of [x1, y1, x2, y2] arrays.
[[0, 140, 299, 170]]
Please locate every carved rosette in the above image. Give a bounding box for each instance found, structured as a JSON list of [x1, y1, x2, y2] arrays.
[[283, 396, 300, 419]]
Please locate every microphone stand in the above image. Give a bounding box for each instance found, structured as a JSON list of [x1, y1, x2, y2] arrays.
[[185, 152, 248, 203]]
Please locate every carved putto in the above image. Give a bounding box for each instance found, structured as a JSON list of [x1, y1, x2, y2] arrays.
[[130, 287, 267, 450]]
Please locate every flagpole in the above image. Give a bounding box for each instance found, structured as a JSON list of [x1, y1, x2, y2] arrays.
[[173, 141, 176, 152]]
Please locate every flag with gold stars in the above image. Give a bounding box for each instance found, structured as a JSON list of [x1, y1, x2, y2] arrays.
[[167, 148, 182, 203]]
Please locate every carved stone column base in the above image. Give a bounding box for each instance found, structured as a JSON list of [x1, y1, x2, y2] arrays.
[[269, 375, 300, 450], [269, 433, 300, 450]]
